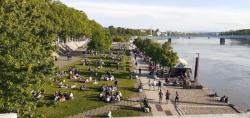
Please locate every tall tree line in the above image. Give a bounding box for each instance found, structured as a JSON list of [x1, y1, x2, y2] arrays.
[[0, 0, 110, 117], [107, 26, 150, 42], [220, 29, 250, 35], [133, 38, 178, 68]]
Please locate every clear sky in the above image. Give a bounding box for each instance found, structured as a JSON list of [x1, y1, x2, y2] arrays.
[[60, 0, 250, 32]]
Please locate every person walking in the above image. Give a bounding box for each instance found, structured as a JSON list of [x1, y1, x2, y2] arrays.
[[175, 91, 179, 103], [166, 90, 170, 104], [139, 68, 141, 75], [148, 79, 151, 90], [159, 89, 163, 103], [153, 79, 157, 90], [158, 80, 162, 90]]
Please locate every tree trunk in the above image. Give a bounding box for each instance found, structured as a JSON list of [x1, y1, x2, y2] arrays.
[[166, 66, 172, 83]]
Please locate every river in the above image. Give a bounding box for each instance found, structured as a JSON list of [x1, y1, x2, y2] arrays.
[[158, 38, 250, 111]]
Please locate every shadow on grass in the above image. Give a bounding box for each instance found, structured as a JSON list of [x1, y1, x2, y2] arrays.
[[113, 72, 130, 79], [121, 87, 138, 93], [119, 106, 142, 112]]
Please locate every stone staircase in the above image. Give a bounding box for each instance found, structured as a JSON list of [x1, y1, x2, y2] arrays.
[[67, 99, 141, 118]]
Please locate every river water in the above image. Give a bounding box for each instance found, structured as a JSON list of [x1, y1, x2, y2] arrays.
[[158, 38, 250, 111]]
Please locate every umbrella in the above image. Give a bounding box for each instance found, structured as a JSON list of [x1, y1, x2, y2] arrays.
[[176, 58, 188, 68]]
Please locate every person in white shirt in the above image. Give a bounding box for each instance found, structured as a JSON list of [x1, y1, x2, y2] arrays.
[[153, 79, 157, 90], [108, 111, 112, 118], [69, 92, 74, 100]]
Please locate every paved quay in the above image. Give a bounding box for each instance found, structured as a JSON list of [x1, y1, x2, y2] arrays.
[[134, 54, 240, 116], [122, 113, 250, 118]]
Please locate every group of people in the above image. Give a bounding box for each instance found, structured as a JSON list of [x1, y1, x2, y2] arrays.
[[54, 91, 74, 102], [96, 59, 104, 69], [80, 85, 89, 91], [58, 81, 77, 89], [158, 90, 179, 104], [99, 84, 122, 103], [31, 89, 45, 99], [69, 66, 80, 80], [148, 79, 163, 90], [55, 71, 68, 78], [220, 96, 230, 104], [79, 76, 93, 83], [81, 57, 90, 66], [101, 71, 115, 81]]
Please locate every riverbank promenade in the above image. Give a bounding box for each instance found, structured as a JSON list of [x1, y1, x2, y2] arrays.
[[133, 52, 240, 116]]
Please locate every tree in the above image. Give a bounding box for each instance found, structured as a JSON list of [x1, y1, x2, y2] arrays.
[[106, 26, 149, 42], [160, 42, 178, 67], [133, 38, 178, 68], [0, 0, 109, 117], [87, 21, 112, 52], [0, 0, 57, 117]]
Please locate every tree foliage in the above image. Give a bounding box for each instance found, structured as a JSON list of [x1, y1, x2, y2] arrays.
[[87, 21, 112, 52], [220, 29, 250, 35], [107, 26, 149, 42], [0, 0, 110, 117], [0, 0, 57, 117], [133, 38, 178, 67]]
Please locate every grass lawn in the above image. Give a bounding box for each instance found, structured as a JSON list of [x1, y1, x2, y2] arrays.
[[37, 52, 138, 118]]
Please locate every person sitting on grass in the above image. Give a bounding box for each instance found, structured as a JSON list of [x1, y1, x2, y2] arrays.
[[31, 90, 44, 99], [100, 84, 107, 92], [106, 95, 111, 102], [114, 79, 118, 87], [59, 94, 66, 102], [99, 92, 104, 100], [64, 92, 70, 100], [70, 84, 77, 89], [69, 91, 74, 100], [89, 76, 92, 81], [79, 78, 86, 83], [111, 94, 116, 102], [118, 90, 122, 98], [116, 94, 121, 101], [80, 85, 88, 91], [93, 79, 98, 84]]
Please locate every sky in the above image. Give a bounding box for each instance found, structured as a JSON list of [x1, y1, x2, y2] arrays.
[[60, 0, 250, 32]]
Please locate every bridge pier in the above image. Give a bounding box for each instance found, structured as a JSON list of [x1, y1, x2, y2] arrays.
[[220, 38, 225, 45], [168, 38, 172, 43]]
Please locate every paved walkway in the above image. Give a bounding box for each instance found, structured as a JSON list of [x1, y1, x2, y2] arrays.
[[55, 47, 86, 69], [134, 54, 239, 116], [121, 113, 250, 118], [134, 57, 179, 116]]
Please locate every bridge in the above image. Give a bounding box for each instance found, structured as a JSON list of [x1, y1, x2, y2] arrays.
[[139, 35, 250, 45], [139, 35, 250, 40]]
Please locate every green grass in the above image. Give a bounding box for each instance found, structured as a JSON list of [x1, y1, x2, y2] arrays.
[[37, 53, 138, 118]]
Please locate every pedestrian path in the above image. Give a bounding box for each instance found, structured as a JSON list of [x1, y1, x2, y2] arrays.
[[55, 47, 86, 69], [134, 57, 179, 116], [134, 55, 238, 116]]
